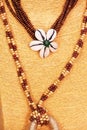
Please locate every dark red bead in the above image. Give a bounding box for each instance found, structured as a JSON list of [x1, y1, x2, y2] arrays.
[[58, 74, 65, 81], [30, 116, 35, 122], [43, 120, 49, 125], [27, 96, 33, 103], [0, 6, 5, 14], [12, 45, 17, 51], [77, 39, 83, 47], [83, 16, 87, 23], [81, 29, 86, 35], [48, 84, 57, 92], [9, 43, 17, 51], [13, 54, 19, 61], [8, 43, 13, 49], [22, 79, 27, 86], [30, 105, 35, 111], [3, 19, 8, 25], [85, 28, 87, 33], [40, 94, 48, 101], [36, 117, 41, 124], [37, 106, 46, 115], [17, 67, 23, 76], [72, 51, 79, 58], [6, 31, 13, 38], [65, 62, 72, 71], [21, 79, 27, 90]]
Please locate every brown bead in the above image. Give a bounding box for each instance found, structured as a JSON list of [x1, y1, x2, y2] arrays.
[[22, 79, 27, 86], [30, 105, 35, 111], [8, 43, 13, 49], [72, 51, 79, 58], [48, 84, 57, 92], [30, 116, 35, 122], [6, 31, 13, 38], [83, 16, 87, 23], [0, 6, 5, 14], [58, 74, 65, 81], [3, 19, 8, 25], [37, 106, 46, 115], [36, 117, 41, 124], [27, 96, 33, 103], [17, 67, 23, 76], [85, 28, 87, 33], [65, 62, 73, 71], [12, 45, 17, 51], [9, 43, 17, 51], [13, 54, 19, 61], [21, 79, 27, 90], [43, 120, 49, 125], [22, 85, 26, 91], [40, 94, 48, 101], [77, 39, 83, 47], [81, 29, 86, 35]]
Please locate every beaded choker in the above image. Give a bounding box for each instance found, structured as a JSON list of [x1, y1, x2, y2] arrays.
[[0, 0, 87, 130], [5, 0, 78, 58]]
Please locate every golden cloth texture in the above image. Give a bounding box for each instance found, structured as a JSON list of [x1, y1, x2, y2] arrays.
[[0, 0, 87, 130]]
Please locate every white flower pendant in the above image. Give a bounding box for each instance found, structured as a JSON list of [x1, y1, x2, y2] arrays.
[[29, 29, 58, 58]]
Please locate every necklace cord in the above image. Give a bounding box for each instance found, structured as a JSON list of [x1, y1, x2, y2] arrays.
[[5, 0, 78, 39]]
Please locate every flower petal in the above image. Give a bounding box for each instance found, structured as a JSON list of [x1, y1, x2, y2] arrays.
[[35, 29, 46, 41], [49, 42, 58, 52], [29, 40, 43, 51], [40, 46, 50, 58], [47, 29, 57, 41]]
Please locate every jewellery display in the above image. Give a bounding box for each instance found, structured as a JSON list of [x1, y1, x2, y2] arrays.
[[5, 0, 78, 58], [0, 0, 87, 130]]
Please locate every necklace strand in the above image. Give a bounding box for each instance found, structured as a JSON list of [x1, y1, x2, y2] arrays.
[[0, 0, 87, 128], [5, 0, 78, 39]]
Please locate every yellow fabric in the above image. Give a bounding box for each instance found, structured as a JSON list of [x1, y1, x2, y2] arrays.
[[0, 0, 87, 130]]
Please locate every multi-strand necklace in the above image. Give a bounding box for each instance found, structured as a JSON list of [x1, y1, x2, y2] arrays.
[[0, 0, 87, 130], [5, 0, 78, 58]]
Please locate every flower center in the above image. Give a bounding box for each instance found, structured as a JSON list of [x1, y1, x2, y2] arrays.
[[43, 40, 50, 47]]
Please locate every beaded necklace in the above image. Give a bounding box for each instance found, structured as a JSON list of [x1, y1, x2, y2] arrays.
[[0, 0, 87, 130], [5, 0, 78, 39], [5, 0, 78, 58]]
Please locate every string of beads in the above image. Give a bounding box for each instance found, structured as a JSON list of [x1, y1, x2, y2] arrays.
[[0, 0, 87, 127]]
